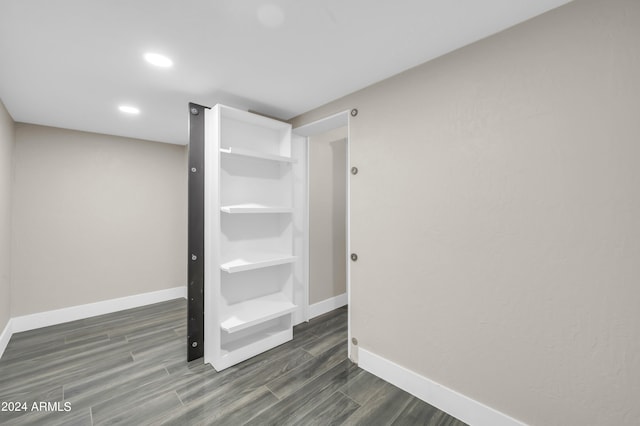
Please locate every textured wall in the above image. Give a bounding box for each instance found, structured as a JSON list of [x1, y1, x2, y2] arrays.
[[12, 124, 187, 316], [291, 0, 640, 424]]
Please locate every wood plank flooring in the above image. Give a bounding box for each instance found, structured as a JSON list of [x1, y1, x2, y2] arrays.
[[0, 299, 466, 425]]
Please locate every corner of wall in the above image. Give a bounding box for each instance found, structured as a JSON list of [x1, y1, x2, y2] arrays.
[[0, 317, 12, 358], [0, 97, 15, 357], [9, 106, 15, 321], [9, 124, 187, 316]]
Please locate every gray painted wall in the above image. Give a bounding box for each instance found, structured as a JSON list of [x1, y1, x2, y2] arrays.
[[309, 126, 347, 304], [0, 99, 14, 332], [12, 124, 187, 316], [291, 0, 640, 424]]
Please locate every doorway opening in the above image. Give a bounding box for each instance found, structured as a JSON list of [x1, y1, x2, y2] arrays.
[[293, 110, 351, 357]]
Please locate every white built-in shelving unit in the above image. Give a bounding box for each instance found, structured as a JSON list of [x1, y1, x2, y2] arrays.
[[204, 105, 305, 371]]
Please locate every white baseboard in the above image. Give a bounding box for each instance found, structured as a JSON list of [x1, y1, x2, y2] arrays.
[[0, 318, 13, 359], [11, 286, 187, 334], [358, 348, 525, 426], [308, 293, 347, 319]]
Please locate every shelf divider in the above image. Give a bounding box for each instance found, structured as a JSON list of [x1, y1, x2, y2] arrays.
[[220, 204, 293, 214], [221, 293, 298, 333], [220, 254, 297, 274], [220, 147, 296, 163]]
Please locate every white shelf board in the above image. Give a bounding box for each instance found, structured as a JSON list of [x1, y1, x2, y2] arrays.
[[221, 293, 298, 333], [220, 204, 293, 214], [220, 253, 297, 273], [220, 147, 295, 163], [220, 105, 292, 131], [214, 328, 292, 371]]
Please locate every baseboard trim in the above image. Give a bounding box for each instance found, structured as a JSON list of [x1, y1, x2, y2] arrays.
[[308, 293, 347, 319], [11, 286, 187, 334], [0, 318, 12, 359], [358, 348, 525, 426]]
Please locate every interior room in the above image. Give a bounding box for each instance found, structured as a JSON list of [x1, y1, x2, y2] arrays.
[[1, 0, 638, 425]]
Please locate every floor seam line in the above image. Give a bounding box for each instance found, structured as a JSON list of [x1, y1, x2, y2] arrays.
[[175, 389, 186, 406], [338, 389, 359, 403]]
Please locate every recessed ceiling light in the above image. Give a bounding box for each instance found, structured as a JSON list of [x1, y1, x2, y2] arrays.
[[144, 52, 173, 68], [119, 105, 140, 114]]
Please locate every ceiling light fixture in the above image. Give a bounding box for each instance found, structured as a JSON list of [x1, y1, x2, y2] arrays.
[[144, 52, 173, 68], [119, 105, 140, 114]]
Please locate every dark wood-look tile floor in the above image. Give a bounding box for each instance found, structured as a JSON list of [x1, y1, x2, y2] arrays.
[[0, 299, 466, 425]]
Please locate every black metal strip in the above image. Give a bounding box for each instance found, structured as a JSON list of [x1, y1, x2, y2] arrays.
[[187, 103, 207, 361]]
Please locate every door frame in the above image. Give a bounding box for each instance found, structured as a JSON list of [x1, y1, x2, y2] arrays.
[[292, 110, 352, 358]]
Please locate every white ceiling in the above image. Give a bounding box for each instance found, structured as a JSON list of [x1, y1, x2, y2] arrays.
[[0, 0, 571, 145]]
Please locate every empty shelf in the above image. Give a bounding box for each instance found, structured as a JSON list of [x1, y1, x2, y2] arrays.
[[220, 253, 297, 273], [221, 293, 297, 333], [220, 204, 293, 214], [220, 147, 295, 163]]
